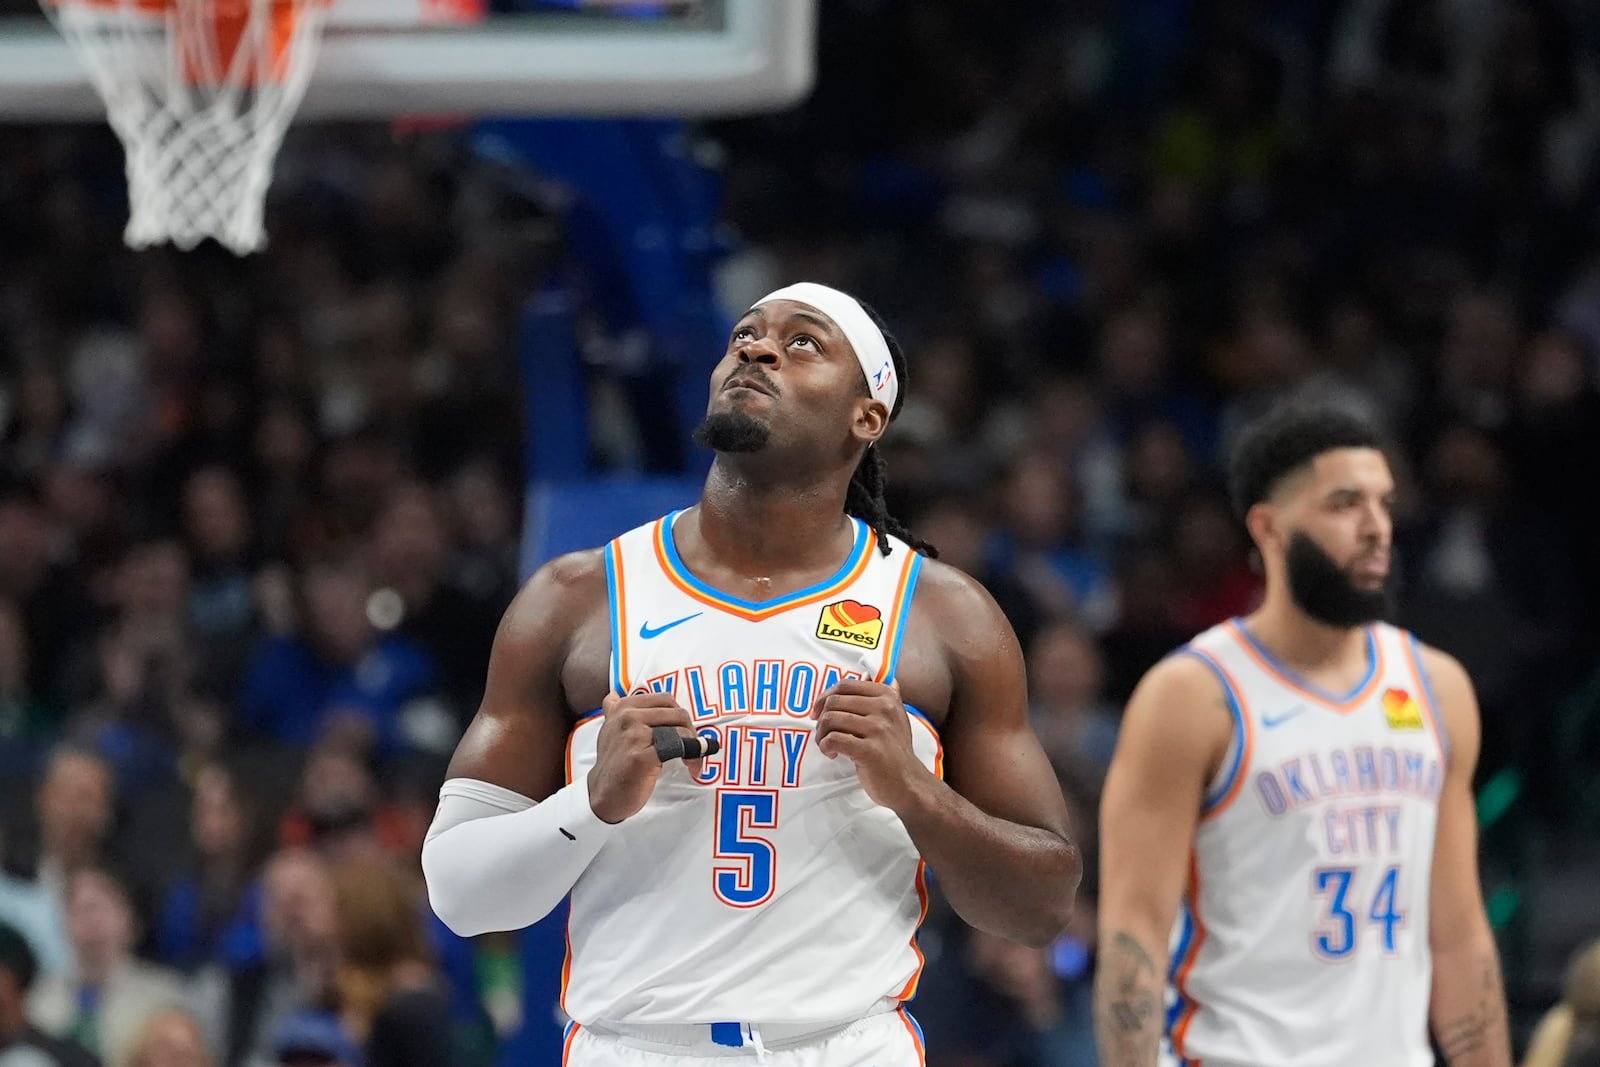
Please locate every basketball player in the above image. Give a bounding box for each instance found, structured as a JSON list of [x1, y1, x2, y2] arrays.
[[1094, 402, 1510, 1067], [422, 282, 1081, 1065]]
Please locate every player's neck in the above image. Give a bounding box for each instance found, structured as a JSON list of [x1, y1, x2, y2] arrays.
[[1243, 592, 1370, 670], [691, 462, 856, 577]]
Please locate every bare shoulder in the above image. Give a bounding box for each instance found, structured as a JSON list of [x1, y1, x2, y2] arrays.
[[445, 546, 611, 794], [1127, 650, 1228, 709], [1114, 650, 1234, 779], [524, 547, 609, 605], [1413, 641, 1474, 700], [497, 548, 608, 636], [908, 556, 1019, 657], [891, 556, 1023, 732]]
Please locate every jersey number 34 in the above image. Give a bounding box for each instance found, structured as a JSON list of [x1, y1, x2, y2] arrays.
[[1311, 865, 1407, 959]]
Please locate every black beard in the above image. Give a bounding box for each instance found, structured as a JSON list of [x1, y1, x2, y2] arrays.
[[1285, 531, 1391, 627], [693, 410, 770, 453]]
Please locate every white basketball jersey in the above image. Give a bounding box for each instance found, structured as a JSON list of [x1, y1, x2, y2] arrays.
[[561, 510, 937, 1026], [1161, 619, 1449, 1067]]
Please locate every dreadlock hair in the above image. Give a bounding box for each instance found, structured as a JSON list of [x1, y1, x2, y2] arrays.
[[846, 301, 937, 558]]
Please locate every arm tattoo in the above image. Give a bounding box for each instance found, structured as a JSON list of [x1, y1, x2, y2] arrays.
[[1436, 955, 1509, 1065], [1095, 931, 1164, 1066]]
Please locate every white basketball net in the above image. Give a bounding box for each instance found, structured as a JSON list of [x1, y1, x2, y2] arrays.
[[44, 0, 330, 254]]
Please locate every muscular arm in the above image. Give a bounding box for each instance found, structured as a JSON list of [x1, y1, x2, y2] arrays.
[[1094, 654, 1231, 1067], [1424, 647, 1511, 1067], [421, 552, 610, 935], [888, 565, 1081, 947]]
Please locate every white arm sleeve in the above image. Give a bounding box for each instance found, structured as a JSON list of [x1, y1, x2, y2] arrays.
[[421, 775, 618, 937]]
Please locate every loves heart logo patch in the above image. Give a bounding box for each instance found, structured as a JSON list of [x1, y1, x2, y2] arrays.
[[1382, 688, 1423, 731], [816, 599, 884, 650]]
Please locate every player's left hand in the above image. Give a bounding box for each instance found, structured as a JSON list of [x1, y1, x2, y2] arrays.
[[811, 679, 934, 811]]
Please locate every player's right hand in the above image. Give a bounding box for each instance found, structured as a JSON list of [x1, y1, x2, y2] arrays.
[[587, 691, 697, 824]]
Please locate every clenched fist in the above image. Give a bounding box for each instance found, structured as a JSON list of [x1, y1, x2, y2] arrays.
[[587, 691, 703, 823], [811, 679, 935, 812]]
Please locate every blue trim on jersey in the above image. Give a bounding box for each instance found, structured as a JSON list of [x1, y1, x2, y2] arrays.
[[903, 1007, 926, 1048], [576, 707, 604, 724], [1235, 619, 1377, 705], [1407, 632, 1450, 759], [1165, 906, 1194, 1033], [905, 704, 938, 735], [1179, 648, 1246, 813], [660, 510, 871, 612], [604, 542, 624, 694], [709, 1022, 742, 1047], [881, 552, 925, 686]]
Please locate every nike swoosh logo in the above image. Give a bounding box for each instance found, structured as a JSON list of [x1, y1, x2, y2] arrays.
[[1262, 704, 1309, 728], [638, 613, 702, 639]]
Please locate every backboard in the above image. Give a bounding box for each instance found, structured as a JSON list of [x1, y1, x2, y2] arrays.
[[0, 0, 815, 120]]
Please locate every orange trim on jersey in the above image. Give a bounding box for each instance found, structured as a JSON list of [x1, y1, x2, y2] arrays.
[[652, 516, 878, 621], [558, 721, 582, 1024], [559, 919, 574, 1021], [1193, 651, 1254, 822], [874, 548, 923, 682], [894, 859, 932, 1001], [1400, 633, 1449, 763], [608, 540, 632, 693], [561, 1022, 579, 1066], [896, 1006, 927, 1065], [1226, 620, 1384, 713], [1170, 853, 1207, 1063]]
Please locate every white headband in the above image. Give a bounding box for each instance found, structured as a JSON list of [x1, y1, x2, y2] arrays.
[[751, 282, 898, 415]]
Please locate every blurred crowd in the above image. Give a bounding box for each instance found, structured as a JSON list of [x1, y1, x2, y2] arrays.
[[3, 1, 1600, 1065]]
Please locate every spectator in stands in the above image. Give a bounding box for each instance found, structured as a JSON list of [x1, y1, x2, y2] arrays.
[[28, 866, 186, 1066], [0, 919, 98, 1067], [63, 539, 210, 795], [181, 465, 262, 698], [1097, 548, 1188, 707], [330, 859, 452, 1067], [1400, 419, 1578, 777], [1027, 620, 1120, 787], [1113, 418, 1199, 549], [117, 1009, 214, 1067], [276, 743, 409, 865], [246, 399, 320, 566], [33, 749, 116, 883], [191, 848, 338, 1067], [0, 484, 92, 714], [0, 835, 71, 979], [961, 924, 1097, 1067], [442, 459, 520, 619], [987, 449, 1116, 631], [1163, 491, 1263, 633], [156, 763, 268, 973], [269, 1009, 360, 1067], [2, 365, 74, 482], [364, 482, 501, 730], [237, 559, 445, 758]]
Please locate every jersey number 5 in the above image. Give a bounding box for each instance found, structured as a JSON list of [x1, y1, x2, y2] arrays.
[[1311, 865, 1406, 959], [714, 790, 778, 907]]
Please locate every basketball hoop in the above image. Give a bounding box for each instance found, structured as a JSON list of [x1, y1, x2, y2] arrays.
[[41, 0, 333, 254]]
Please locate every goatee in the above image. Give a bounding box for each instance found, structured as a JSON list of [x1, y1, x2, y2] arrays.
[[693, 410, 770, 453], [1285, 531, 1391, 627]]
